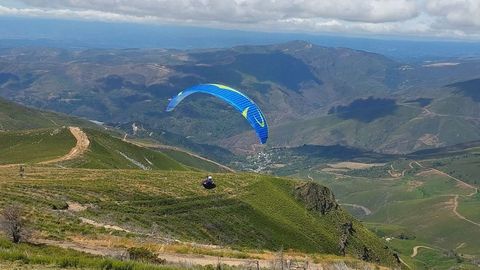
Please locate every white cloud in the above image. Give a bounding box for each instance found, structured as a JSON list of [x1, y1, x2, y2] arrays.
[[425, 0, 480, 29], [1, 0, 480, 39], [7, 0, 419, 23]]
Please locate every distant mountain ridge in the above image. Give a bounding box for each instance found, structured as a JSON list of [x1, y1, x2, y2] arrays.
[[1, 42, 480, 154]]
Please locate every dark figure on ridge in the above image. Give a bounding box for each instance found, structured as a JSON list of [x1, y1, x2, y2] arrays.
[[202, 175, 216, 189]]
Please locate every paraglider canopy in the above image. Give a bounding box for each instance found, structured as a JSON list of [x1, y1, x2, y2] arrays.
[[166, 84, 268, 144]]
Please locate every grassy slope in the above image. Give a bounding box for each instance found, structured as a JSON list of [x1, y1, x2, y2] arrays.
[[0, 125, 231, 172], [0, 128, 75, 165], [0, 127, 187, 171], [457, 194, 480, 224], [160, 148, 229, 173], [421, 147, 480, 186], [0, 97, 92, 131], [0, 98, 229, 172], [62, 129, 187, 171], [0, 167, 398, 267]]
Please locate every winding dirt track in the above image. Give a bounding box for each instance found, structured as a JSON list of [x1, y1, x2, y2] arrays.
[[39, 127, 90, 164], [411, 246, 434, 258], [430, 168, 477, 192], [452, 195, 480, 227], [417, 166, 479, 226], [339, 203, 372, 216]]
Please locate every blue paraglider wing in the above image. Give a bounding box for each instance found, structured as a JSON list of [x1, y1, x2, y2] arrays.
[[166, 84, 268, 144]]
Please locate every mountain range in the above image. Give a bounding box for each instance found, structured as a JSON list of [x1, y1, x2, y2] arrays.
[[1, 41, 480, 157]]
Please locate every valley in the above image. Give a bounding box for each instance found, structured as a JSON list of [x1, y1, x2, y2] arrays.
[[1, 40, 480, 270], [2, 43, 480, 156], [290, 153, 480, 269]]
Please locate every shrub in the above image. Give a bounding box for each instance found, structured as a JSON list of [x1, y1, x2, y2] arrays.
[[51, 201, 69, 210], [127, 247, 165, 264]]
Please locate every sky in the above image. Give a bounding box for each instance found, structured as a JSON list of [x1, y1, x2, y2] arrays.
[[1, 0, 480, 40]]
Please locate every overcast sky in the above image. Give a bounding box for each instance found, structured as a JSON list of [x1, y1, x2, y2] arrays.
[[1, 0, 479, 40]]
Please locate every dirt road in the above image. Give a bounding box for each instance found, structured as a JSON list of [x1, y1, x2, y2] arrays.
[[339, 203, 372, 215], [411, 246, 434, 257], [39, 127, 90, 164], [419, 167, 479, 227], [451, 195, 480, 227], [431, 168, 477, 192], [32, 239, 124, 257]]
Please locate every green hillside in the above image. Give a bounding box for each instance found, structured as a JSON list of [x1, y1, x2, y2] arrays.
[[268, 99, 480, 154], [0, 166, 400, 268], [293, 154, 480, 269], [0, 97, 91, 131], [160, 148, 232, 172], [0, 126, 234, 172], [417, 145, 480, 186], [62, 129, 187, 171], [0, 97, 231, 172], [0, 127, 187, 171], [0, 128, 76, 165]]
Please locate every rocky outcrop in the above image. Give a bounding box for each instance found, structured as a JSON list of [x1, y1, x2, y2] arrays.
[[339, 222, 356, 256], [294, 182, 339, 215]]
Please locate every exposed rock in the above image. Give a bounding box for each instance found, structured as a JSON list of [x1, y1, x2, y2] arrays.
[[342, 222, 355, 235], [339, 222, 356, 256], [294, 182, 338, 215], [361, 246, 372, 262], [393, 253, 401, 264]]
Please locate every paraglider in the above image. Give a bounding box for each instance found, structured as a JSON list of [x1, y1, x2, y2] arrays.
[[202, 175, 216, 189], [165, 84, 268, 144]]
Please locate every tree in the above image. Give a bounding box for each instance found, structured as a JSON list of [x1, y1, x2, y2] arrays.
[[1, 205, 24, 243]]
